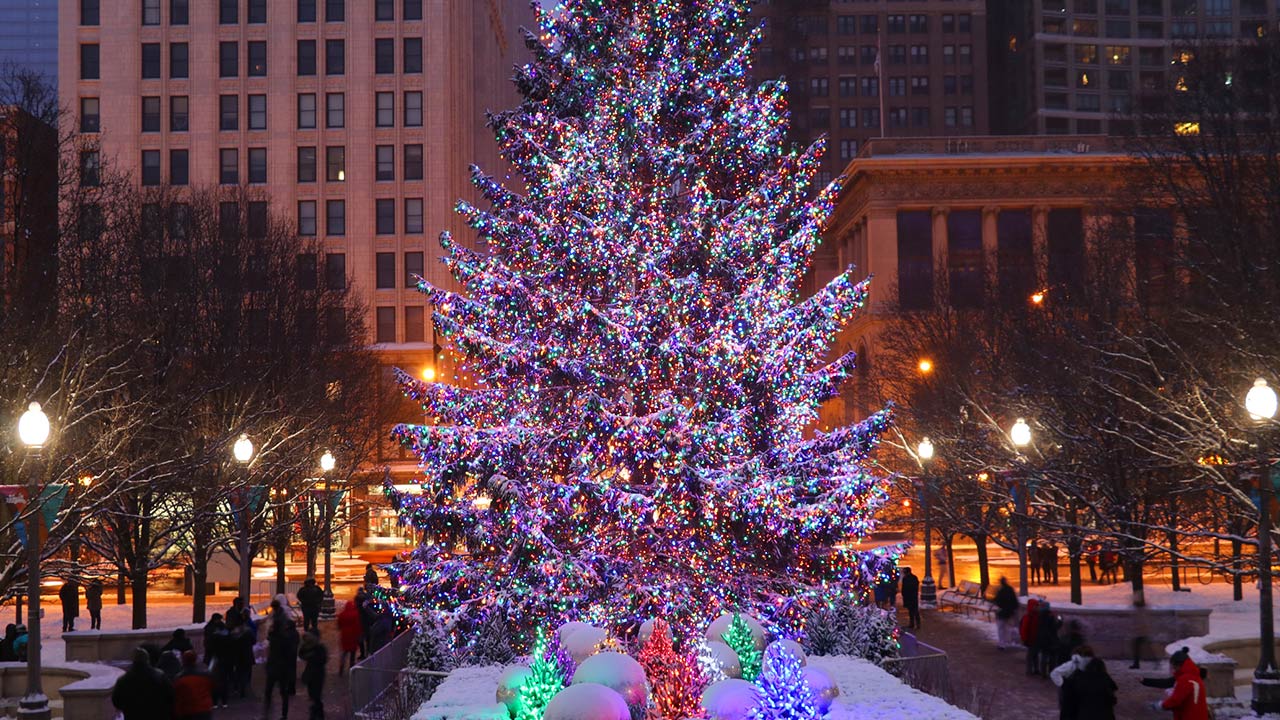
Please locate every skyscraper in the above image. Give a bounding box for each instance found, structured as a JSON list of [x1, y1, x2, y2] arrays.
[[0, 0, 57, 83]]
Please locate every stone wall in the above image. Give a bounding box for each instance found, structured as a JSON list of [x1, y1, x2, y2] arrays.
[[63, 623, 205, 663], [1030, 605, 1211, 661], [0, 661, 123, 720]]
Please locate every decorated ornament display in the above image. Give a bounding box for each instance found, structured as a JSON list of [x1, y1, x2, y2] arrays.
[[571, 652, 650, 710], [542, 683, 631, 720], [638, 618, 671, 648], [703, 641, 742, 679], [720, 615, 763, 681], [563, 626, 609, 664], [761, 640, 806, 674], [707, 614, 767, 651], [558, 622, 595, 643], [701, 679, 761, 720], [638, 619, 706, 720], [513, 634, 568, 720], [748, 644, 818, 720], [800, 667, 839, 714], [496, 665, 534, 715], [384, 0, 895, 638]]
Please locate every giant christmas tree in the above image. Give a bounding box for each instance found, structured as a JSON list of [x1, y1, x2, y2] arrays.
[[388, 0, 893, 639]]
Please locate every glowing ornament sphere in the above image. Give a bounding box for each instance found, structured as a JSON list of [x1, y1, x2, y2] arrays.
[[571, 652, 649, 710], [700, 679, 760, 720], [801, 666, 839, 714], [762, 640, 807, 674], [558, 621, 595, 642], [495, 665, 533, 715], [638, 619, 670, 648], [706, 614, 767, 650], [542, 683, 630, 720], [563, 626, 609, 664], [705, 641, 742, 679]]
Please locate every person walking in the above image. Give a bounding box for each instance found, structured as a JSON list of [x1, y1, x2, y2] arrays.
[[59, 578, 80, 633], [337, 599, 362, 673], [1029, 541, 1042, 584], [1035, 601, 1061, 678], [111, 647, 176, 720], [163, 628, 194, 655], [1155, 647, 1209, 720], [1050, 644, 1094, 690], [297, 577, 325, 633], [232, 620, 257, 699], [900, 567, 921, 630], [1020, 598, 1041, 675], [86, 578, 104, 629], [364, 563, 379, 587], [173, 650, 215, 720], [1085, 544, 1098, 583], [993, 577, 1019, 649], [263, 603, 301, 720], [299, 628, 329, 720], [226, 596, 248, 628], [1061, 654, 1117, 720]]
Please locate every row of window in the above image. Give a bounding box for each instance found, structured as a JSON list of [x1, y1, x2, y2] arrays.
[[1045, 15, 1271, 39], [79, 38, 424, 81], [802, 13, 974, 36], [1044, 0, 1249, 17], [296, 198, 426, 237], [783, 44, 974, 66], [80, 0, 423, 26], [807, 74, 976, 97], [807, 105, 974, 129], [79, 91, 426, 134], [375, 305, 427, 344], [1043, 43, 1169, 66]]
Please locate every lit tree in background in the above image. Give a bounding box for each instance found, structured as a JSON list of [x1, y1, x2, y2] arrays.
[[388, 0, 893, 640]]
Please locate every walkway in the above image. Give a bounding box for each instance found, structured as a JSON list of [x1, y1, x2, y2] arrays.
[[905, 608, 1170, 720]]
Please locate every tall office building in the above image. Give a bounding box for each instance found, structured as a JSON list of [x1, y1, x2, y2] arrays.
[[989, 0, 1280, 135], [752, 0, 990, 187], [59, 0, 532, 549], [0, 0, 57, 83]]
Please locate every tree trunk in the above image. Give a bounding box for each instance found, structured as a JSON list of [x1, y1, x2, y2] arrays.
[[974, 533, 990, 591], [275, 538, 287, 596], [945, 534, 957, 588], [1168, 528, 1182, 592], [1130, 559, 1146, 607], [1067, 503, 1083, 605], [131, 568, 148, 629], [192, 532, 209, 624], [305, 542, 318, 580], [116, 570, 127, 604]]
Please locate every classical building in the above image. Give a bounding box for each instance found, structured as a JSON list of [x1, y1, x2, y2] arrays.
[[752, 0, 990, 187], [988, 0, 1280, 134], [59, 0, 533, 555], [816, 135, 1140, 427]]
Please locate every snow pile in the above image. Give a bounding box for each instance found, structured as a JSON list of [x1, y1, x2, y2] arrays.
[[809, 656, 978, 720], [411, 665, 514, 720]]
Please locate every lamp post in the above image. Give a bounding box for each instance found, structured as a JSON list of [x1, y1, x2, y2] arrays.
[[1245, 378, 1280, 715], [917, 437, 937, 606], [17, 402, 52, 720], [233, 434, 255, 605], [1010, 418, 1033, 597], [318, 450, 338, 620]]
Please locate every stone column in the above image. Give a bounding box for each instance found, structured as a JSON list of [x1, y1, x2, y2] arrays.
[[982, 205, 1000, 291], [931, 206, 949, 302], [1032, 205, 1050, 290]]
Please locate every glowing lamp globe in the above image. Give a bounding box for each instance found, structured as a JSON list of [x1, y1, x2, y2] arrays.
[[917, 437, 934, 463], [233, 434, 255, 464], [1246, 378, 1278, 422], [1010, 418, 1032, 448], [319, 450, 336, 473], [17, 402, 50, 447]]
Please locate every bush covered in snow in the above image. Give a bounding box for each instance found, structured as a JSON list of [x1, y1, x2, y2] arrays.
[[800, 605, 900, 665]]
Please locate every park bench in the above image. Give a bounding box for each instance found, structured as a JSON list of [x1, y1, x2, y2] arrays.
[[938, 580, 996, 620]]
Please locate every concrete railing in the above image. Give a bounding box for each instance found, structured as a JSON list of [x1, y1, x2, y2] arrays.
[[0, 661, 123, 720], [63, 623, 206, 663], [1036, 605, 1211, 661], [1181, 637, 1280, 700]]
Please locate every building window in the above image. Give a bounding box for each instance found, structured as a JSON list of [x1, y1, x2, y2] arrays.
[[889, 77, 906, 97], [945, 107, 957, 127], [81, 0, 99, 25], [809, 107, 830, 129], [911, 76, 929, 95], [142, 44, 161, 79], [405, 307, 425, 343], [910, 45, 928, 64], [376, 252, 395, 287], [861, 14, 877, 34], [326, 200, 345, 236], [298, 201, 317, 236], [860, 77, 878, 96], [1048, 208, 1085, 302], [376, 307, 396, 343], [170, 96, 189, 131], [170, 0, 189, 23], [909, 14, 928, 33], [839, 139, 858, 160], [170, 149, 189, 186], [297, 147, 317, 182], [961, 106, 974, 128], [326, 40, 344, 75], [247, 202, 267, 239], [404, 0, 421, 21], [838, 108, 856, 128], [911, 107, 930, 127], [143, 0, 161, 25], [837, 15, 856, 35], [861, 107, 880, 128], [997, 210, 1034, 307], [888, 14, 905, 33], [376, 200, 395, 235], [944, 75, 957, 95], [860, 46, 877, 66], [218, 202, 239, 240], [80, 98, 100, 132], [80, 152, 100, 186], [376, 145, 394, 181], [404, 38, 423, 73], [404, 144, 424, 180], [248, 41, 267, 76], [219, 0, 237, 24], [375, 0, 394, 20], [404, 92, 423, 126], [220, 95, 239, 130], [942, 14, 955, 33], [296, 253, 317, 290], [405, 198, 423, 234], [375, 39, 395, 74], [297, 93, 316, 129], [248, 148, 266, 183], [326, 146, 345, 182], [1134, 208, 1174, 307], [220, 42, 239, 77], [142, 97, 161, 132], [248, 0, 266, 23], [169, 42, 189, 78], [947, 210, 983, 308], [298, 0, 316, 22], [220, 149, 238, 184], [141, 151, 161, 186], [897, 211, 933, 309], [81, 44, 100, 79], [809, 77, 829, 96], [248, 94, 266, 130], [404, 251, 423, 287], [959, 45, 972, 64], [325, 253, 346, 290], [298, 40, 316, 75], [376, 92, 394, 127], [889, 107, 908, 127], [838, 76, 857, 96], [888, 45, 906, 64], [325, 0, 343, 22], [325, 93, 344, 128]]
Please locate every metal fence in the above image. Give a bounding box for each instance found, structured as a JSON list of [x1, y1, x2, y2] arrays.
[[351, 628, 453, 720], [882, 636, 952, 701]]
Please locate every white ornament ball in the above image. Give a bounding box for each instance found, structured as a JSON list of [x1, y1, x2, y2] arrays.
[[762, 639, 807, 673], [705, 640, 742, 679], [495, 665, 533, 715], [571, 652, 649, 709], [542, 683, 630, 720], [558, 621, 596, 642], [802, 666, 840, 714], [638, 619, 670, 648], [706, 613, 767, 650], [700, 678, 761, 720], [563, 626, 609, 664]]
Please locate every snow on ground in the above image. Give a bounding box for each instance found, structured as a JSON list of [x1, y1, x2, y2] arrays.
[[411, 665, 513, 720], [810, 655, 978, 720]]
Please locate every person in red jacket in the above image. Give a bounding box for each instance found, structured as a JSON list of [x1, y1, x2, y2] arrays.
[[1020, 597, 1041, 676], [172, 650, 214, 720], [1157, 647, 1210, 720], [337, 599, 363, 673]]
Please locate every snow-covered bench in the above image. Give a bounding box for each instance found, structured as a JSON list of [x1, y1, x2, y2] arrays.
[[938, 581, 995, 619]]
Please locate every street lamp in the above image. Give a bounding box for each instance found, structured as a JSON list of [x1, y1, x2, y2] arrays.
[[1245, 378, 1280, 715], [233, 434, 255, 606], [318, 450, 339, 620], [917, 438, 938, 607], [1010, 418, 1033, 597], [17, 403, 51, 720]]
